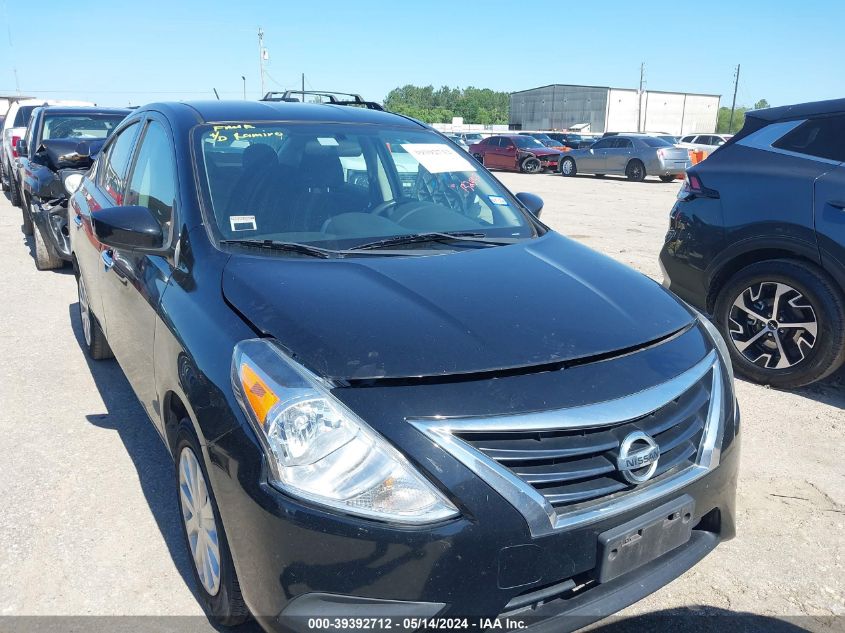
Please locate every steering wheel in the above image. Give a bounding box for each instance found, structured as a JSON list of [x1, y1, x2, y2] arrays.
[[370, 199, 399, 217]]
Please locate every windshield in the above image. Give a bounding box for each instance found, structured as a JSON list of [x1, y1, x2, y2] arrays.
[[511, 136, 545, 149], [463, 133, 483, 142], [196, 123, 537, 250], [42, 114, 127, 140]]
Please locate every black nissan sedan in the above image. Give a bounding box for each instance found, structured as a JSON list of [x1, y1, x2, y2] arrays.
[[68, 100, 739, 632]]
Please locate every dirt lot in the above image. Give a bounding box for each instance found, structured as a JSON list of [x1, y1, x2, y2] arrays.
[[0, 173, 843, 631]]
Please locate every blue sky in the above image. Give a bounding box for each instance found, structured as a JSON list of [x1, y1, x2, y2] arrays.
[[2, 0, 843, 109]]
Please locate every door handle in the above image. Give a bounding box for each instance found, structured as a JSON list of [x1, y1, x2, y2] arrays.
[[73, 214, 82, 228], [829, 200, 845, 210], [101, 249, 115, 271]]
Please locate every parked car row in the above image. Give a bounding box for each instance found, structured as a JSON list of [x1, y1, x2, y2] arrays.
[[4, 93, 742, 631], [1, 100, 130, 270], [559, 134, 691, 182]]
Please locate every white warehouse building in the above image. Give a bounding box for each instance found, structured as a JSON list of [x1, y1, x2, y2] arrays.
[[509, 84, 721, 135]]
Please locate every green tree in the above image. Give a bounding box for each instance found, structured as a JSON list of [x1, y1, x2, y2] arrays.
[[717, 106, 747, 133], [383, 84, 509, 124], [754, 99, 770, 110]]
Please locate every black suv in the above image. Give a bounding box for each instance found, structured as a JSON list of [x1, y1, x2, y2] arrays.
[[660, 98, 845, 388], [68, 98, 738, 631]]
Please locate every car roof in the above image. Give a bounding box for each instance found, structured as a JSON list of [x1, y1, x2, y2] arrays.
[[143, 100, 425, 128], [35, 106, 132, 116], [746, 98, 845, 123]]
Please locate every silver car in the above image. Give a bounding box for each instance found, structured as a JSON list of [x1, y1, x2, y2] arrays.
[[559, 134, 691, 182]]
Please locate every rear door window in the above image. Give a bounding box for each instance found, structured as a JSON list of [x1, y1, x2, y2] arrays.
[[772, 116, 845, 162]]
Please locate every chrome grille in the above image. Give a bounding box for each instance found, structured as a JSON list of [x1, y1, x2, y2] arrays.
[[456, 374, 710, 510], [410, 350, 724, 536]]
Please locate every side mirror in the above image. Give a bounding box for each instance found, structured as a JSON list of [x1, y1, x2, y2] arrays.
[[92, 206, 164, 251], [16, 139, 27, 157], [515, 192, 544, 218]]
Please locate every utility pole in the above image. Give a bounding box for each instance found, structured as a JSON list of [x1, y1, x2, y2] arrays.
[[257, 27, 266, 98], [637, 62, 645, 133], [242, 76, 246, 100], [301, 73, 305, 101], [728, 64, 741, 133]]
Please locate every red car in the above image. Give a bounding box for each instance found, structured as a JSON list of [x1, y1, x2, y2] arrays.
[[469, 134, 563, 173]]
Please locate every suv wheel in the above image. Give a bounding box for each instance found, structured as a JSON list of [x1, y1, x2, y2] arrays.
[[714, 259, 845, 388], [33, 218, 64, 270], [1, 159, 8, 191], [175, 421, 250, 626]]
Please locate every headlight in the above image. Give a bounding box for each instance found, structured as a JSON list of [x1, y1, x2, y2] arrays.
[[63, 173, 83, 195], [232, 339, 458, 524]]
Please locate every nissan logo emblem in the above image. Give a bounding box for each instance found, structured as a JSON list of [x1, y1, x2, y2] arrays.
[[616, 431, 660, 484]]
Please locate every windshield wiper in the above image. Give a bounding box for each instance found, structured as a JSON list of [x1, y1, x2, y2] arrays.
[[350, 231, 519, 251], [220, 239, 335, 258]]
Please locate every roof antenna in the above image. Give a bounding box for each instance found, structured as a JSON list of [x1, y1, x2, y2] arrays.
[[213, 88, 220, 100]]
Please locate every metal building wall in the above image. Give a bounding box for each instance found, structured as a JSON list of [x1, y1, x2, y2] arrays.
[[606, 88, 641, 133], [679, 94, 720, 134], [510, 85, 607, 131], [511, 85, 719, 133], [642, 92, 688, 135]]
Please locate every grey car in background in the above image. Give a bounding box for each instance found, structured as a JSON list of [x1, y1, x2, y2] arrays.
[[559, 134, 691, 182]]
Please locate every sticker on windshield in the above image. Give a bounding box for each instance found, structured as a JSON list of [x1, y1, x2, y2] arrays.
[[488, 195, 508, 206], [317, 137, 339, 146], [230, 215, 257, 231], [400, 143, 476, 174]]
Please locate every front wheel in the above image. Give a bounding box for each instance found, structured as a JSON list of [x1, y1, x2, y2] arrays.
[[21, 206, 33, 236], [175, 422, 250, 626], [76, 273, 113, 360], [560, 157, 576, 177], [9, 175, 21, 206], [625, 160, 646, 182], [520, 156, 542, 174], [33, 221, 64, 270], [714, 259, 845, 388]]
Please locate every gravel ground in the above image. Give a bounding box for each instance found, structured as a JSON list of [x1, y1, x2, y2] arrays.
[[0, 173, 843, 631]]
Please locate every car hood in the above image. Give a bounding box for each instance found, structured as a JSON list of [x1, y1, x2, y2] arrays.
[[221, 233, 695, 381]]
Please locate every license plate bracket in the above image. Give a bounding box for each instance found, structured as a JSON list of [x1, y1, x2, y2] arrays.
[[596, 495, 695, 583]]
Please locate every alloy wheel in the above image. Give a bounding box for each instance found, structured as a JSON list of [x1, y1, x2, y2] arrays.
[[178, 446, 222, 596], [561, 159, 574, 175], [78, 276, 92, 347], [728, 281, 818, 370]]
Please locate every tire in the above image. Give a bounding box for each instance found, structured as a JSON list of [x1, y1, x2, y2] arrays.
[[9, 174, 21, 206], [714, 259, 845, 388], [76, 272, 113, 360], [33, 222, 64, 270], [625, 159, 646, 182], [520, 156, 542, 174], [175, 421, 250, 627], [659, 175, 678, 183], [560, 157, 577, 177], [21, 206, 33, 236], [0, 160, 8, 191]]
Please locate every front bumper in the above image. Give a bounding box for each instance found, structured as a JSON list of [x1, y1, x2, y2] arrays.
[[209, 429, 738, 632], [206, 331, 739, 633], [30, 199, 72, 260]]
